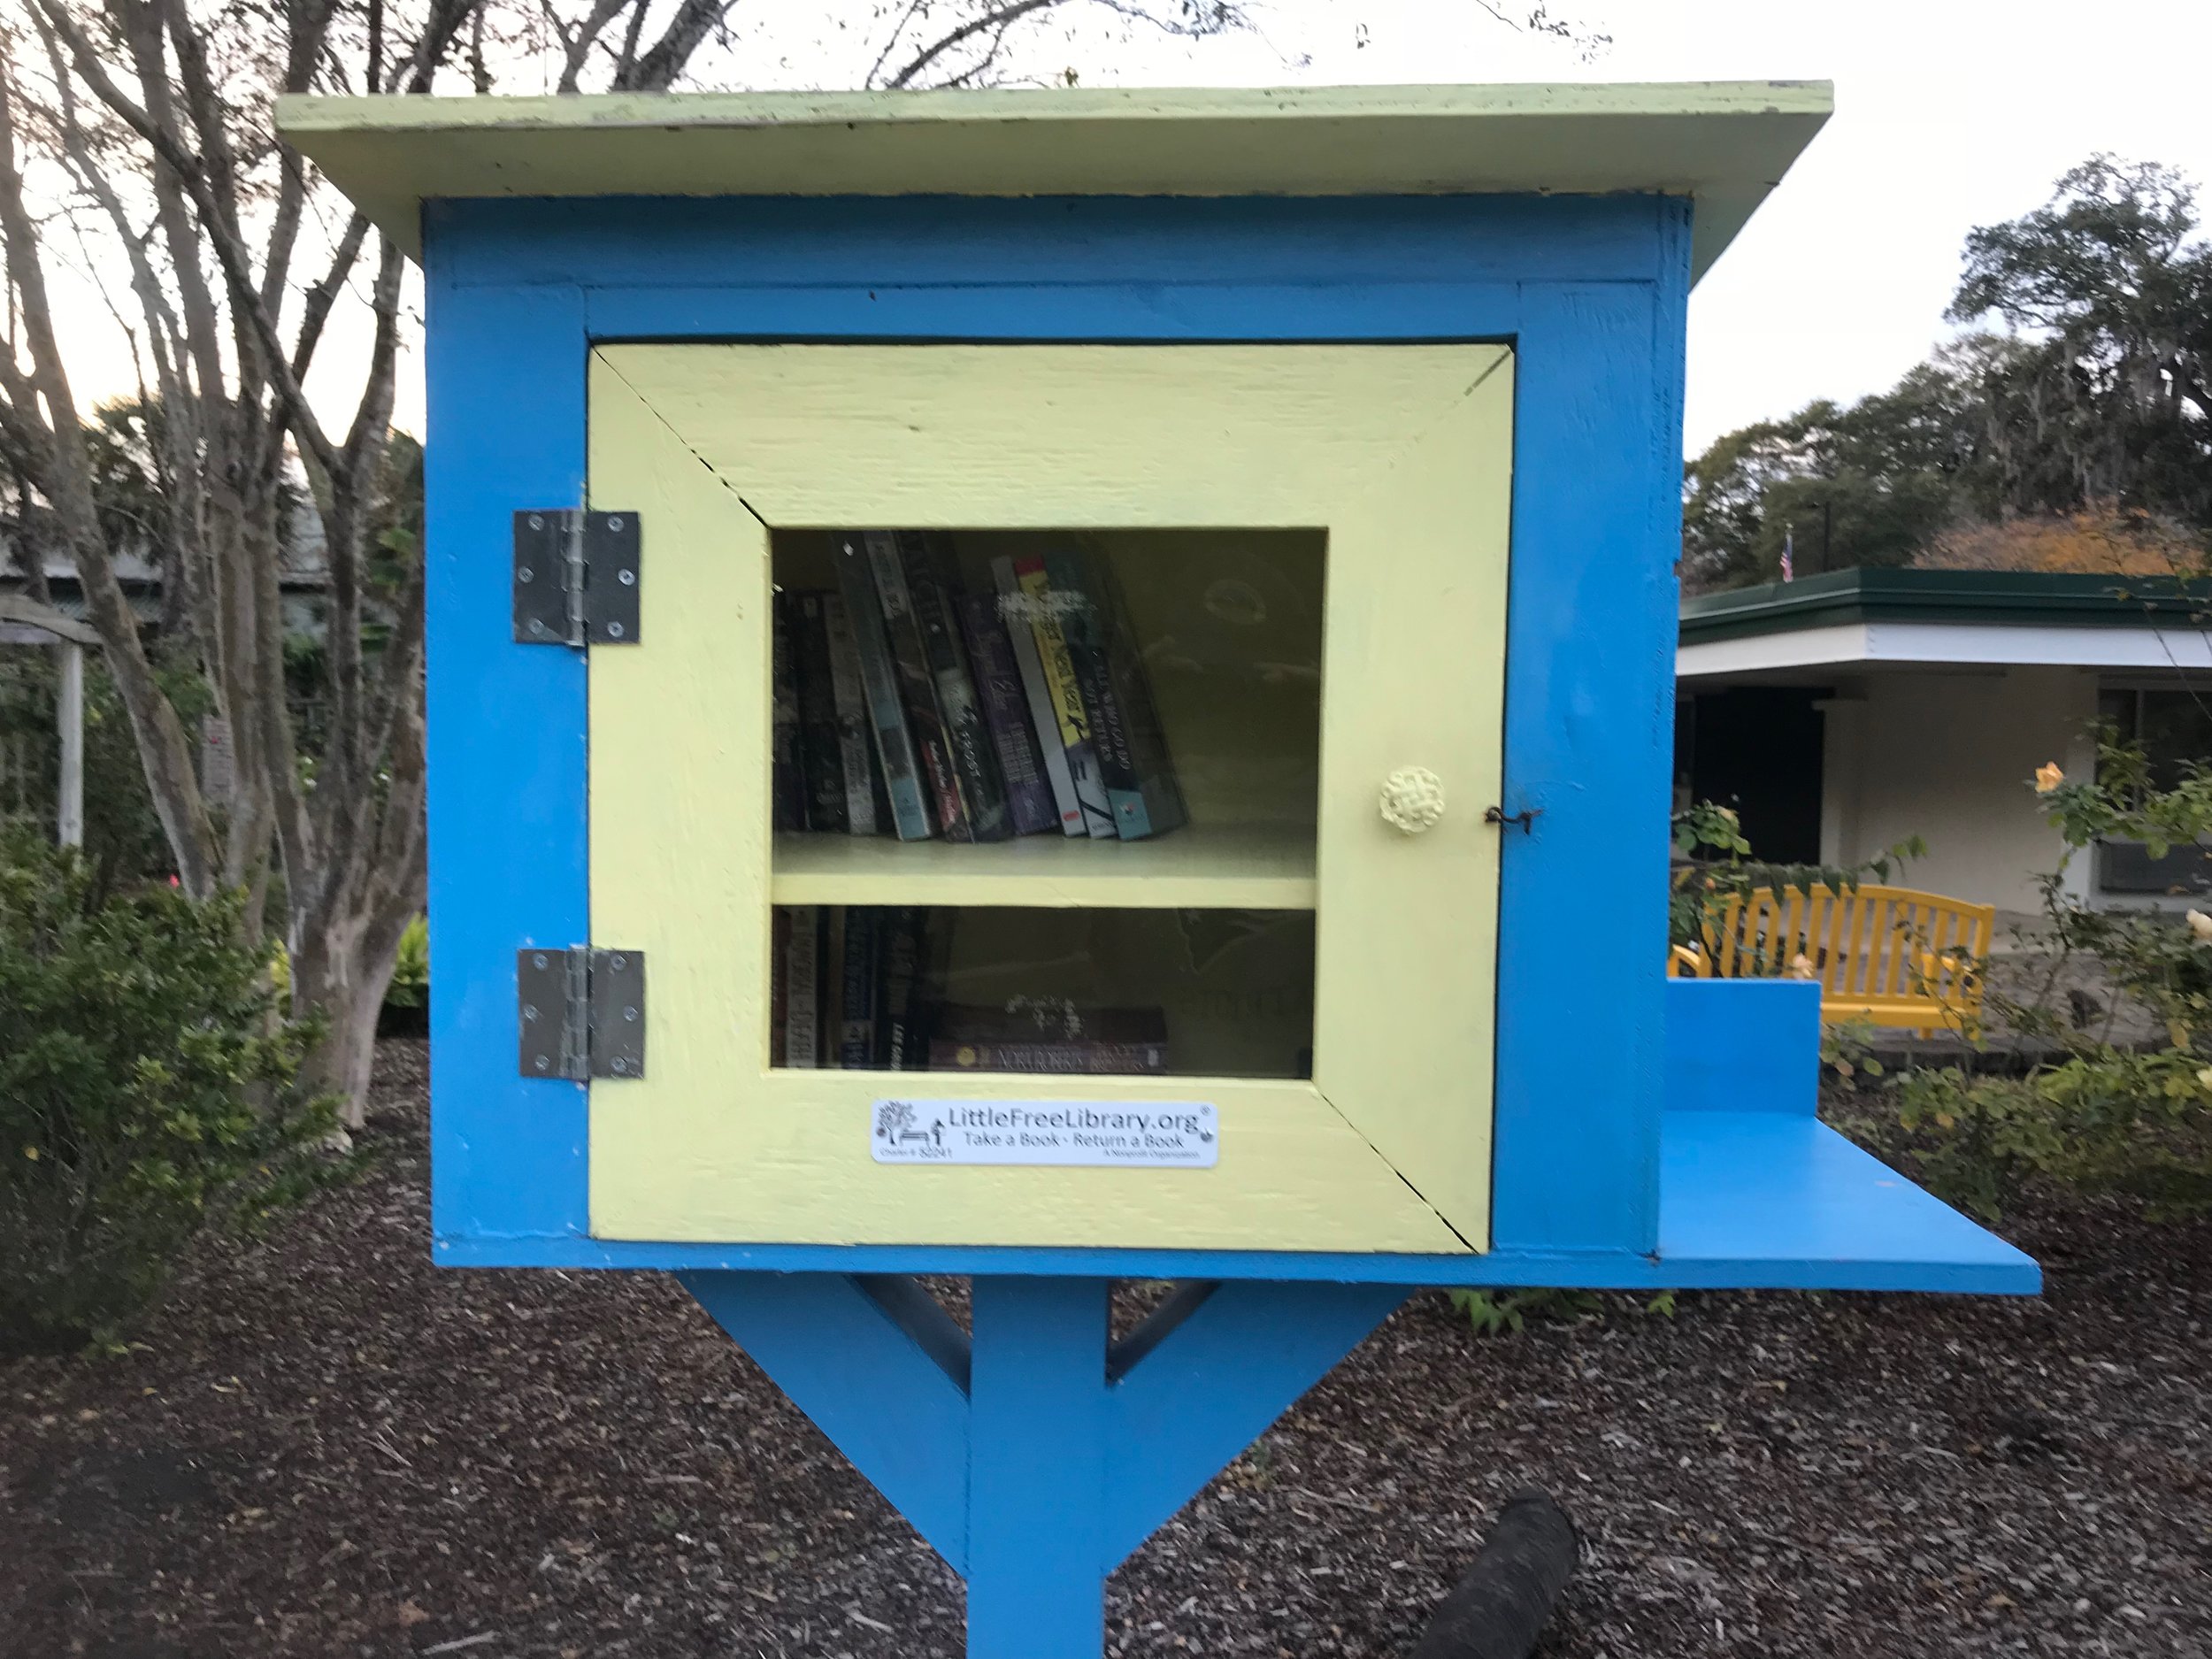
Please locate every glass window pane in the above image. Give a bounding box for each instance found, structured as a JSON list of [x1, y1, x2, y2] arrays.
[[768, 527, 1324, 849], [771, 905, 1315, 1080], [2135, 689, 2212, 791]]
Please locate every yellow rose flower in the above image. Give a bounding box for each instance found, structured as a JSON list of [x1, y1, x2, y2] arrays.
[[2189, 910, 2212, 944], [2034, 762, 2064, 795], [1788, 953, 1816, 980]]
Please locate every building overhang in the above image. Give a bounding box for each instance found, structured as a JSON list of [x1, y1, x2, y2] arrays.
[[1678, 569, 2212, 680], [275, 81, 1831, 281]]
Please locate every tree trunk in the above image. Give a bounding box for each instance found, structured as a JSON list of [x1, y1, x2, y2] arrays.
[[291, 898, 413, 1128]]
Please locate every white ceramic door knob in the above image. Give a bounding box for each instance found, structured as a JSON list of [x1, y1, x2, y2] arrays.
[[1379, 767, 1447, 834]]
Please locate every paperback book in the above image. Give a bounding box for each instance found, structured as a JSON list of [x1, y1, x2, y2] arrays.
[[833, 536, 934, 841], [864, 531, 971, 841]]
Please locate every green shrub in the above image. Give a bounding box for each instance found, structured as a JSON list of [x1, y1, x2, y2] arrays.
[[1670, 799, 1924, 952], [0, 830, 343, 1354], [1888, 1027, 2212, 1220], [1443, 1286, 1674, 1336], [1856, 739, 2212, 1219], [384, 914, 429, 1010]]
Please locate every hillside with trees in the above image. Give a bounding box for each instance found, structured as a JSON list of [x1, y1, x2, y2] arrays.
[[1683, 157, 2212, 592]]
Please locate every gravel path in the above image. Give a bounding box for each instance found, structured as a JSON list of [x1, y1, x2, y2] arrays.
[[3, 1040, 2207, 1658]]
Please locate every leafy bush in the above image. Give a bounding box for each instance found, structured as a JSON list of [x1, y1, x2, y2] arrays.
[[0, 830, 343, 1354], [1444, 1286, 1675, 1336], [384, 915, 429, 1010], [0, 649, 194, 890], [1858, 739, 2212, 1218], [1670, 799, 1924, 953]]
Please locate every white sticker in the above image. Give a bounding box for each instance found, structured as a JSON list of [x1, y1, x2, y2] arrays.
[[871, 1098, 1217, 1168]]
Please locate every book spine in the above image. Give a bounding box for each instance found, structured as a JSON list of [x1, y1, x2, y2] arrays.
[[991, 556, 1086, 837], [1086, 550, 1187, 836], [837, 906, 881, 1068], [1012, 554, 1117, 839], [833, 534, 933, 841], [770, 907, 789, 1068], [824, 908, 846, 1064], [770, 592, 803, 832], [1043, 550, 1149, 839], [791, 594, 849, 833], [821, 594, 879, 837], [900, 533, 1012, 842], [782, 905, 822, 1068], [874, 906, 926, 1070], [957, 592, 1057, 836], [927, 1038, 1170, 1074], [865, 531, 969, 841]]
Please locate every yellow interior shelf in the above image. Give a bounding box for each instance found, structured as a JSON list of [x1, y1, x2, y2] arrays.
[[770, 823, 1317, 910]]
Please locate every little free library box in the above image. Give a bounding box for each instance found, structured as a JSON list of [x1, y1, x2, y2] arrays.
[[284, 81, 2037, 1657]]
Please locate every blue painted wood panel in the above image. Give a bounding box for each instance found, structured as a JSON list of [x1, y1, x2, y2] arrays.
[[966, 1279, 1111, 1659], [419, 190, 2031, 1294], [422, 278, 592, 1248], [1102, 1281, 1409, 1565], [429, 194, 1673, 291], [680, 1271, 972, 1570], [1668, 979, 1821, 1114], [1659, 1111, 2039, 1293]]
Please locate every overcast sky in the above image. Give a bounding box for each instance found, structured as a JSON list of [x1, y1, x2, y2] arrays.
[[49, 0, 2212, 456], [1010, 0, 2212, 452]]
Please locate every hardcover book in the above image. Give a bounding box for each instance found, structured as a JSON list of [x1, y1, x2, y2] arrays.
[[821, 593, 880, 837], [769, 906, 789, 1068], [899, 532, 1013, 841], [1079, 549, 1187, 838], [1010, 554, 1117, 839], [926, 1038, 1171, 1074], [990, 556, 1086, 837], [770, 591, 803, 832], [926, 1002, 1170, 1074], [874, 906, 930, 1071], [864, 531, 970, 841], [781, 905, 824, 1068], [791, 594, 849, 833], [837, 905, 882, 1067], [833, 534, 933, 841], [1042, 549, 1150, 839], [957, 592, 1057, 836]]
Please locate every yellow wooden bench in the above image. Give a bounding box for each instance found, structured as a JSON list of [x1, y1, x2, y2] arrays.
[[1668, 883, 1995, 1034]]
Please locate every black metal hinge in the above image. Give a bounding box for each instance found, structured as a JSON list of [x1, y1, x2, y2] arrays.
[[512, 510, 641, 646], [517, 947, 646, 1079]]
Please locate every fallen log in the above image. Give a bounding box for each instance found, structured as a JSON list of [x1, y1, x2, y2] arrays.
[[1406, 1488, 1579, 1659]]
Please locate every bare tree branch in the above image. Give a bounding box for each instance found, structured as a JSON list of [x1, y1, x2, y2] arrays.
[[0, 44, 218, 892], [33, 0, 342, 476], [552, 0, 633, 92], [613, 0, 736, 90], [883, 0, 1060, 88]]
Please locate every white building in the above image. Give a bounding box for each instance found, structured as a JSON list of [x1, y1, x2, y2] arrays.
[[1676, 570, 2212, 920]]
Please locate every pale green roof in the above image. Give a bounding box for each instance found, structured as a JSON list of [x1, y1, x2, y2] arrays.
[[276, 81, 1831, 280]]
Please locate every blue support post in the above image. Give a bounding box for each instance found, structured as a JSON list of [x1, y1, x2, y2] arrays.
[[679, 1271, 972, 1571], [966, 1278, 1112, 1659], [680, 1273, 1406, 1657]]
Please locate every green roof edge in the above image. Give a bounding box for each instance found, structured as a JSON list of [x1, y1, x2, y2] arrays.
[[1678, 567, 2212, 645]]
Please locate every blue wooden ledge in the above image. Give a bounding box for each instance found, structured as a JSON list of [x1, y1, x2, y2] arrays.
[[1658, 1110, 2036, 1293], [1660, 979, 2039, 1294]]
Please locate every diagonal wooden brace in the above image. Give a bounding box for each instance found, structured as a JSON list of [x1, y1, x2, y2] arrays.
[[678, 1271, 1409, 1659]]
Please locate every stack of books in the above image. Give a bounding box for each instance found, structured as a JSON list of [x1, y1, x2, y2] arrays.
[[774, 532, 1187, 844], [772, 904, 1171, 1074]]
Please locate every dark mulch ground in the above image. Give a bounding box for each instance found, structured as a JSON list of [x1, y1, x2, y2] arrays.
[[4, 1041, 2209, 1659]]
